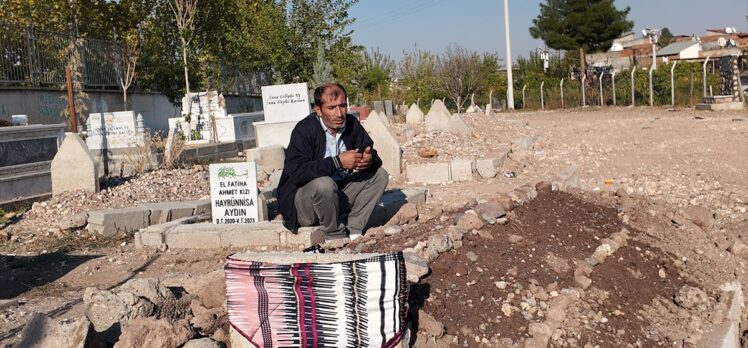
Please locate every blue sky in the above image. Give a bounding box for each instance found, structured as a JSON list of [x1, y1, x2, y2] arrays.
[[348, 0, 748, 62]]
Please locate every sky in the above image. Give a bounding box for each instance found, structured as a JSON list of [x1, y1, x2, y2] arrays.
[[347, 0, 748, 62]]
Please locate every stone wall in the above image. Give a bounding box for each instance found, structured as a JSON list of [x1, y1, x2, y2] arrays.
[[0, 88, 262, 134]]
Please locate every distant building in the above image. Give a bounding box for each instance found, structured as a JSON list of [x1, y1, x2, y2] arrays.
[[586, 28, 746, 73]]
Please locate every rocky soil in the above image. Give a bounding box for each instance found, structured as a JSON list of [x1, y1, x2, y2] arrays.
[[0, 107, 746, 347]]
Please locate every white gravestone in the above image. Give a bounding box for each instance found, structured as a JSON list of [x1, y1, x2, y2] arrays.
[[260, 83, 310, 123], [210, 162, 259, 224], [254, 82, 311, 148], [182, 91, 227, 118], [86, 111, 142, 150]]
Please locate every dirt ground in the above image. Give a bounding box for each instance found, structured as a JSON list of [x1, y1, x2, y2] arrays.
[[0, 106, 746, 347]]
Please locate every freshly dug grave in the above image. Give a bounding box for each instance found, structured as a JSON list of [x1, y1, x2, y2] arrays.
[[355, 191, 697, 347]]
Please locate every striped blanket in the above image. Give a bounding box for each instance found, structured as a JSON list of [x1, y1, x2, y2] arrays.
[[225, 252, 409, 348]]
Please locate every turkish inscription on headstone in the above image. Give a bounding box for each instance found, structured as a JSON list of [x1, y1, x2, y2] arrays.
[[260, 83, 310, 123], [209, 162, 259, 224], [86, 111, 140, 150]]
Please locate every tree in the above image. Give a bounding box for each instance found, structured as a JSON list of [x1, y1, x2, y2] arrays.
[[115, 33, 141, 106], [311, 42, 334, 88], [658, 27, 674, 48], [529, 0, 633, 77], [398, 49, 438, 105], [356, 48, 395, 102], [431, 45, 496, 111], [168, 0, 198, 122]]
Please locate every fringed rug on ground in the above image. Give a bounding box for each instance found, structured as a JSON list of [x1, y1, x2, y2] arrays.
[[225, 252, 408, 348]]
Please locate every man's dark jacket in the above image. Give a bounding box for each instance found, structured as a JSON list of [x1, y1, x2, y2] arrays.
[[277, 112, 382, 231]]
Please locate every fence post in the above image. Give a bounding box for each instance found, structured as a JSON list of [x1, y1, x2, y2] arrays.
[[702, 56, 710, 98], [25, 24, 39, 86], [540, 81, 545, 110], [599, 71, 605, 106], [670, 61, 678, 106], [612, 71, 617, 106], [630, 68, 636, 106], [581, 74, 587, 107], [648, 65, 654, 107], [560, 78, 565, 109], [522, 85, 527, 109]]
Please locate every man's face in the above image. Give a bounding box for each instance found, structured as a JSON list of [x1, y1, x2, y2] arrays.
[[315, 87, 347, 131]]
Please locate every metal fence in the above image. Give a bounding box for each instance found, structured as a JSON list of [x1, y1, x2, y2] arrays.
[[0, 21, 270, 95], [0, 21, 120, 88]]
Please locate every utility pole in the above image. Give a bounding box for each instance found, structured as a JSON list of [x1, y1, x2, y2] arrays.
[[503, 0, 514, 110]]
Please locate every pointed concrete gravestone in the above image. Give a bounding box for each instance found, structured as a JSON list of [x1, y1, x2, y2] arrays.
[[424, 100, 471, 136], [362, 111, 402, 176], [51, 133, 99, 196], [384, 100, 394, 118], [486, 104, 496, 117], [405, 103, 424, 124], [373, 108, 391, 126]]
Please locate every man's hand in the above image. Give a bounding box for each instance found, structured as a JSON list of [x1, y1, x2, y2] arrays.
[[338, 149, 362, 170], [356, 146, 373, 170]]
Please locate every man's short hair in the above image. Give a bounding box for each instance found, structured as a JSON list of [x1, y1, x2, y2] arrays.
[[313, 83, 347, 107]]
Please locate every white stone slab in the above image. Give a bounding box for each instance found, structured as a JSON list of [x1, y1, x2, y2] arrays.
[[450, 158, 474, 181], [209, 162, 259, 224], [407, 162, 450, 184], [86, 111, 141, 150], [261, 83, 310, 123], [253, 121, 298, 148]]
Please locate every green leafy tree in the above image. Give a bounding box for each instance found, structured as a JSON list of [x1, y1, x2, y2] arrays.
[[311, 42, 334, 88], [529, 0, 634, 77], [432, 45, 499, 111], [398, 49, 439, 105], [356, 48, 395, 102], [282, 0, 359, 83], [658, 27, 674, 48]]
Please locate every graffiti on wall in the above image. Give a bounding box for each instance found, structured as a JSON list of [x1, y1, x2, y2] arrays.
[[37, 94, 67, 119]]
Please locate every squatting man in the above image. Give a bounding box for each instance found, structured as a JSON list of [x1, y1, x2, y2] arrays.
[[277, 83, 388, 241]]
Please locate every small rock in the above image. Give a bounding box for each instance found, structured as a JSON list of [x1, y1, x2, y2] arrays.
[[658, 268, 667, 279], [501, 303, 513, 317], [183, 337, 222, 348], [574, 275, 592, 289], [114, 317, 193, 348], [535, 181, 552, 193], [56, 212, 88, 230], [681, 205, 715, 229], [118, 278, 175, 306], [388, 203, 419, 225], [457, 210, 485, 230], [17, 314, 100, 348], [182, 270, 225, 309], [728, 240, 748, 258], [403, 252, 429, 283], [465, 251, 478, 262], [495, 281, 508, 289], [494, 193, 514, 211], [427, 235, 453, 254], [381, 225, 402, 236], [674, 285, 709, 310], [83, 287, 155, 333], [508, 234, 523, 244], [418, 310, 445, 338]]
